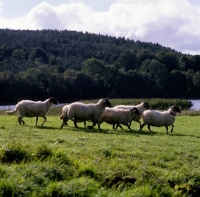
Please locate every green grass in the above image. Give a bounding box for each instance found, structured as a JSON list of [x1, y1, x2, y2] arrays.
[[0, 111, 200, 196]]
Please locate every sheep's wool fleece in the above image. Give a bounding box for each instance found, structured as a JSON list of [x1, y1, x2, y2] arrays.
[[17, 100, 52, 116], [142, 110, 175, 127]]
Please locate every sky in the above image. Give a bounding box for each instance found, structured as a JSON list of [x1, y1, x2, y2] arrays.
[[0, 0, 200, 55]]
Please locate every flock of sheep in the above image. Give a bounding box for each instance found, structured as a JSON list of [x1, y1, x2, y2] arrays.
[[6, 97, 181, 134]]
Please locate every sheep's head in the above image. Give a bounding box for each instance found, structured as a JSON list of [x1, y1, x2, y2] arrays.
[[131, 107, 140, 115], [171, 105, 181, 113], [103, 99, 112, 108], [49, 97, 59, 105], [143, 102, 150, 109]]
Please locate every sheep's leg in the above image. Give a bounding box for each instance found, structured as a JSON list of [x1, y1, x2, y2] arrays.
[[21, 118, 25, 125], [97, 123, 101, 130], [87, 121, 96, 129], [165, 126, 168, 134], [170, 125, 174, 133], [41, 117, 46, 126], [18, 117, 24, 125], [36, 117, 38, 126], [60, 117, 67, 129], [139, 123, 146, 132], [116, 124, 124, 131], [18, 117, 21, 125], [74, 118, 78, 128], [125, 124, 132, 131], [147, 124, 153, 133], [84, 121, 86, 128], [119, 124, 124, 130], [136, 120, 141, 128], [112, 124, 115, 130]]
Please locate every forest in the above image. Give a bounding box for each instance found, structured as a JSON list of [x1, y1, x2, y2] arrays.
[[0, 29, 200, 103]]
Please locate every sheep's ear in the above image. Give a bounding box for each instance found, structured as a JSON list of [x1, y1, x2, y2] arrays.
[[145, 102, 150, 109], [105, 99, 112, 108], [131, 107, 137, 111]]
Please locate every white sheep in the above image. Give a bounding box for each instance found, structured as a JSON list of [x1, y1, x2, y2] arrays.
[[139, 105, 181, 134], [6, 97, 59, 126], [60, 99, 112, 129], [60, 104, 86, 127], [98, 107, 140, 131], [113, 102, 150, 128]]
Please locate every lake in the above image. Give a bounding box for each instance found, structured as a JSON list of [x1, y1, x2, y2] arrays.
[[0, 100, 200, 110], [0, 103, 65, 111], [188, 100, 200, 110]]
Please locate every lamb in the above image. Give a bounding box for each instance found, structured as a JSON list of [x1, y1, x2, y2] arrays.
[[60, 104, 86, 127], [98, 107, 140, 131], [60, 99, 112, 129], [113, 102, 150, 128], [139, 105, 181, 134], [6, 97, 59, 126]]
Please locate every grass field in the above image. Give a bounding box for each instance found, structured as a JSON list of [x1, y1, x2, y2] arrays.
[[0, 107, 200, 196]]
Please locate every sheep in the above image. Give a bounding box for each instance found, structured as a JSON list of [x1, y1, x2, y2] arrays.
[[60, 99, 112, 129], [6, 97, 59, 126], [60, 104, 86, 127], [113, 102, 150, 128], [98, 107, 140, 131], [139, 105, 181, 134]]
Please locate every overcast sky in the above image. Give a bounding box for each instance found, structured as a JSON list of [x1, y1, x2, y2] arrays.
[[0, 0, 200, 55]]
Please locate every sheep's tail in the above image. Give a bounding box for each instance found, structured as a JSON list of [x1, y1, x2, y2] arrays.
[[60, 115, 64, 120], [6, 108, 18, 115], [60, 107, 69, 120]]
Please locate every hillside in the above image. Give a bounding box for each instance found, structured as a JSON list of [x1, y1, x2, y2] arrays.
[[0, 29, 200, 102]]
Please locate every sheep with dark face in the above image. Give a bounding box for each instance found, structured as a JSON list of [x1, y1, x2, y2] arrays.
[[60, 99, 112, 129], [113, 102, 150, 128], [139, 105, 181, 134], [6, 97, 59, 126], [98, 107, 140, 131]]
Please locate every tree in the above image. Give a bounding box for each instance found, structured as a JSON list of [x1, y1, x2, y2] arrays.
[[179, 55, 189, 71], [136, 49, 154, 66], [115, 50, 138, 71], [30, 47, 48, 64], [193, 71, 200, 88], [81, 58, 104, 78], [157, 51, 178, 72], [12, 49, 25, 60], [167, 70, 187, 98]]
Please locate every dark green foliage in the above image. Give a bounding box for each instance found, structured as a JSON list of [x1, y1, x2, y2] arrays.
[[0, 29, 200, 102], [0, 145, 29, 164], [40, 177, 99, 197], [96, 98, 192, 110], [36, 145, 52, 160], [103, 175, 136, 189]]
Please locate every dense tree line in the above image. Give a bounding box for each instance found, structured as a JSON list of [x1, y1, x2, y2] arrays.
[[0, 29, 200, 103]]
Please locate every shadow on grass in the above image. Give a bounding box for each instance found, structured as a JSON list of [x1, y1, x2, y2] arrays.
[[60, 124, 155, 136], [36, 125, 59, 130], [134, 129, 200, 138], [169, 133, 200, 138]]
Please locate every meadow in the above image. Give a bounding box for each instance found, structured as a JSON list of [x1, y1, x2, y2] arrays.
[[0, 99, 200, 197]]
